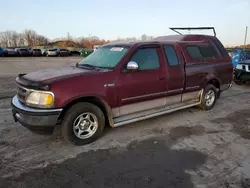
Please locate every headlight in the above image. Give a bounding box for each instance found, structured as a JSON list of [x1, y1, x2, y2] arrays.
[[26, 91, 54, 108], [236, 64, 242, 70]]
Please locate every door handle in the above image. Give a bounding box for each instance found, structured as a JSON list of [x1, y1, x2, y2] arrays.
[[159, 76, 165, 80]]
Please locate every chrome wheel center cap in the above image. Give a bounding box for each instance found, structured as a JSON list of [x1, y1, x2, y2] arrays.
[[80, 120, 90, 130]]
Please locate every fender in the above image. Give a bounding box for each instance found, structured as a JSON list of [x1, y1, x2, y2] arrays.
[[60, 94, 115, 127]]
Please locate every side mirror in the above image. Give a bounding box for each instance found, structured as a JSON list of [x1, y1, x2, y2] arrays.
[[126, 61, 139, 71]]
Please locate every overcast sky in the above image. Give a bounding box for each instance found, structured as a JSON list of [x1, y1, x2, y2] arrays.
[[1, 0, 249, 46]]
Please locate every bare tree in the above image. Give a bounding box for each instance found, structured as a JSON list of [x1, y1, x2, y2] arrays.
[[10, 31, 20, 47], [0, 31, 12, 47], [36, 35, 49, 45], [18, 34, 26, 47], [23, 29, 37, 47], [22, 29, 49, 46]]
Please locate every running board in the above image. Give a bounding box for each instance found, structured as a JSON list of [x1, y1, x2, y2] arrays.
[[113, 102, 200, 127]]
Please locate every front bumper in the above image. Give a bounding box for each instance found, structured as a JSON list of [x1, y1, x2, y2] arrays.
[[11, 95, 62, 132], [47, 52, 58, 56]]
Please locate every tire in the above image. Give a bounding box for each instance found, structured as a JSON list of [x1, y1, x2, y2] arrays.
[[61, 102, 105, 145], [199, 84, 217, 111], [234, 80, 244, 85], [234, 78, 244, 85], [217, 90, 221, 99]]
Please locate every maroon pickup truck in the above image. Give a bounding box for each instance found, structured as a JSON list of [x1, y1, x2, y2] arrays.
[[11, 34, 233, 145]]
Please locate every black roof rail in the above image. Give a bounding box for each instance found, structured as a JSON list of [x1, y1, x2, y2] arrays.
[[169, 27, 216, 37]]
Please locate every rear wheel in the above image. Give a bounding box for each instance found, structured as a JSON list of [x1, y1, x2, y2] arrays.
[[61, 102, 105, 145], [199, 84, 217, 111]]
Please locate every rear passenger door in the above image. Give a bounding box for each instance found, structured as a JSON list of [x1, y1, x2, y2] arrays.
[[162, 44, 185, 105]]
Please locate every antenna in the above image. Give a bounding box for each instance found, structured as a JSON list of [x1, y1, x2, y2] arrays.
[[169, 27, 216, 36]]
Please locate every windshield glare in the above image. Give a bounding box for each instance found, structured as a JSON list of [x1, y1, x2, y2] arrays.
[[78, 46, 129, 68]]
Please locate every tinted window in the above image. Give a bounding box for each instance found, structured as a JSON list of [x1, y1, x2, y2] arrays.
[[163, 45, 179, 66], [33, 49, 41, 51], [199, 46, 216, 58], [186, 46, 203, 60], [130, 48, 160, 70], [211, 38, 228, 57]]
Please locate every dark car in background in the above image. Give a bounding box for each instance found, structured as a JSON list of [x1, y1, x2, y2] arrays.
[[15, 48, 30, 56], [29, 48, 42, 56], [234, 59, 250, 85], [0, 48, 4, 57], [58, 48, 70, 56], [4, 48, 19, 57]]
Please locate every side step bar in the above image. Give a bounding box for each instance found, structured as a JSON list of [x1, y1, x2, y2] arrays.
[[113, 102, 200, 127]]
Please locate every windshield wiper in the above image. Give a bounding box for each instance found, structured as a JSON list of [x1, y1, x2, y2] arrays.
[[76, 63, 113, 70], [76, 63, 98, 70]]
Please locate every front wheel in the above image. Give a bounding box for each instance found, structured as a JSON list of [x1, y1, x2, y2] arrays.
[[61, 102, 105, 145], [199, 84, 217, 111]]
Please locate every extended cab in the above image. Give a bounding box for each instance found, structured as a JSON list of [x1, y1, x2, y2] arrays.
[[11, 34, 233, 145]]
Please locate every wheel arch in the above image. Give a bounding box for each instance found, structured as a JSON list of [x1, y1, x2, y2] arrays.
[[205, 76, 221, 91], [58, 96, 114, 127], [207, 78, 220, 89]]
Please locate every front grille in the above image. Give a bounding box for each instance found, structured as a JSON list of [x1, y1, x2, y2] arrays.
[[17, 86, 29, 103]]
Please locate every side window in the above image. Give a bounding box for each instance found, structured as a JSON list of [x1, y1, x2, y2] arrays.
[[130, 48, 160, 70], [186, 46, 203, 60], [199, 46, 216, 58], [212, 38, 229, 57], [163, 45, 179, 66]]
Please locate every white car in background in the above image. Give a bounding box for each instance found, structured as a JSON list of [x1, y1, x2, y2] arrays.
[[46, 48, 59, 56]]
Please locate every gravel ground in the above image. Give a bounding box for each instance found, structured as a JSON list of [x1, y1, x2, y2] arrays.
[[0, 57, 250, 188]]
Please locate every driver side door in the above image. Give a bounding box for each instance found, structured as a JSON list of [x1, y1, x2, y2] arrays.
[[115, 45, 167, 117]]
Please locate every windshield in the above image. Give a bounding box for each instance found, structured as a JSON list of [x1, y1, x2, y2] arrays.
[[78, 46, 129, 68]]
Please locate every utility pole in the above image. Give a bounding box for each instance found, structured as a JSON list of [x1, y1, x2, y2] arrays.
[[244, 26, 248, 51]]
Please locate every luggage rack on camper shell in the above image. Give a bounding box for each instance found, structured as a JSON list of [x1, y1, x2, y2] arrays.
[[169, 27, 217, 37]]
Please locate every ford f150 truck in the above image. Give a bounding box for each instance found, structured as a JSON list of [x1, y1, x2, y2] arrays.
[[11, 34, 233, 145]]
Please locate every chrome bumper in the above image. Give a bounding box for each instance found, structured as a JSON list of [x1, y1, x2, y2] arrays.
[[11, 95, 62, 128]]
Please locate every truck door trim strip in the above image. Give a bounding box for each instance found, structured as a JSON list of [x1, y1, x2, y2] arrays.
[[121, 91, 167, 102]]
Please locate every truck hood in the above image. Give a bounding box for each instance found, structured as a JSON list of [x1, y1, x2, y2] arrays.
[[21, 66, 101, 83]]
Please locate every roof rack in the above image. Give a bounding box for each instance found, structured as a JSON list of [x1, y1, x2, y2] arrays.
[[169, 27, 216, 37]]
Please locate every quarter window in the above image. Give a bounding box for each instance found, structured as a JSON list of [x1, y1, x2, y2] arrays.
[[186, 46, 203, 60], [186, 45, 216, 60], [199, 46, 216, 58], [130, 48, 160, 70], [163, 45, 179, 66]]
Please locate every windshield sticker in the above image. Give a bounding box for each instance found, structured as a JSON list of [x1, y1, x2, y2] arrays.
[[110, 47, 124, 52]]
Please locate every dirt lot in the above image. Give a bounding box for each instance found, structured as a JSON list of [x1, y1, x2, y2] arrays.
[[0, 57, 250, 188]]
